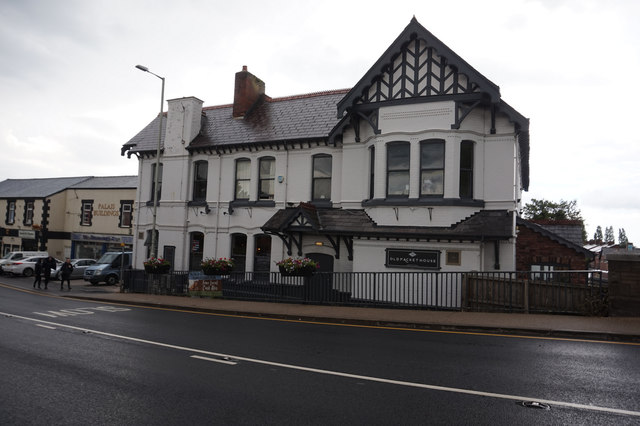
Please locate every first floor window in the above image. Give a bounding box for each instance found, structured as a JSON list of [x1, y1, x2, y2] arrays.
[[387, 142, 410, 197], [24, 201, 34, 226], [192, 160, 208, 201], [312, 154, 332, 200], [235, 159, 251, 200], [119, 200, 133, 228], [369, 146, 375, 200], [258, 157, 275, 200], [460, 140, 474, 199], [420, 139, 444, 197], [6, 200, 16, 224], [81, 200, 93, 226], [150, 162, 163, 204]]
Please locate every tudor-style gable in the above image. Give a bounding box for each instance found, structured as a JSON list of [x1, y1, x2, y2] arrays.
[[338, 19, 499, 114], [334, 17, 530, 191]]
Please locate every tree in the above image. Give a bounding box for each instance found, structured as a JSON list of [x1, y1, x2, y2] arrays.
[[604, 226, 615, 244], [593, 226, 603, 241], [522, 199, 586, 241], [619, 228, 628, 245], [522, 199, 584, 221]]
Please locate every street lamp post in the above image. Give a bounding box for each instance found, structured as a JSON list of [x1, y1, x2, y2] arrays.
[[135, 65, 164, 259]]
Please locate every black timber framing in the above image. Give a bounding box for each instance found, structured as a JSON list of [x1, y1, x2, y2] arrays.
[[268, 230, 354, 261]]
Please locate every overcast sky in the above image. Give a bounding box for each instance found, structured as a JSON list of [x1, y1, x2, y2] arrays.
[[1, 0, 638, 243]]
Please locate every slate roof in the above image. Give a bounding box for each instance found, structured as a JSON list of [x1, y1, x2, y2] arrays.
[[0, 176, 137, 198], [534, 222, 584, 247], [69, 175, 138, 189], [263, 204, 514, 241], [121, 114, 166, 157], [0, 177, 91, 198], [516, 217, 594, 259], [122, 90, 349, 155]]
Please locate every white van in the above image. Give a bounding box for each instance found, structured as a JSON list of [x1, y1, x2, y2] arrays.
[[0, 251, 49, 274]]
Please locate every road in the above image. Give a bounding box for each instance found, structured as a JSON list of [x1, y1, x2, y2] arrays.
[[0, 279, 639, 425]]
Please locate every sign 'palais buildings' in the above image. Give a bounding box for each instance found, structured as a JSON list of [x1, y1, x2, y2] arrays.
[[122, 18, 530, 274]]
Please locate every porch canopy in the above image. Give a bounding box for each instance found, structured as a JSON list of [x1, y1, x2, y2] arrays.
[[261, 203, 514, 261]]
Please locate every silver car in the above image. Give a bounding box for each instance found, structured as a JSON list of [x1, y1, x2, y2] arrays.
[[52, 258, 97, 280], [4, 256, 61, 277]]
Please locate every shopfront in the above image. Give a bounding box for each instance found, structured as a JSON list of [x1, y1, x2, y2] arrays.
[[71, 232, 133, 259]]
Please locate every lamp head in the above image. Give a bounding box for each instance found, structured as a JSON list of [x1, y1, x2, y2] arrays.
[[135, 65, 149, 72]]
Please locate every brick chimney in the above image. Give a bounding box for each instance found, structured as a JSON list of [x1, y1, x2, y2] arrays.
[[233, 65, 265, 118]]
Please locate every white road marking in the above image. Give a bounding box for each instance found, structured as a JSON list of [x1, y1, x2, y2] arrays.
[[2, 310, 639, 418], [35, 324, 56, 330], [33, 306, 131, 318], [191, 355, 237, 365]]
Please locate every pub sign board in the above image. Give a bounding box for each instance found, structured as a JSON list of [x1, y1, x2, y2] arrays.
[[385, 249, 441, 270]]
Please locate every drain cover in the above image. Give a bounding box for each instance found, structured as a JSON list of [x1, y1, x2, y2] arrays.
[[517, 401, 551, 410]]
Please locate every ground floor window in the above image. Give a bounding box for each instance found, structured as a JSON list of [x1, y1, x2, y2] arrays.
[[74, 241, 132, 260], [189, 232, 204, 271], [254, 234, 271, 273], [163, 246, 175, 271], [231, 233, 247, 272], [531, 264, 554, 281]]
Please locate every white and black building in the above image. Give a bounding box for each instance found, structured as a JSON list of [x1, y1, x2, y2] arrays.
[[122, 18, 530, 274]]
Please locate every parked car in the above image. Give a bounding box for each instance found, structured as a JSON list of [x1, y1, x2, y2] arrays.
[[0, 251, 48, 274], [52, 258, 97, 280], [3, 256, 61, 277], [84, 252, 132, 285]]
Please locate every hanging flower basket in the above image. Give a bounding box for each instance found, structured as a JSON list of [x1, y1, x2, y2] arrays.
[[143, 257, 171, 274], [201, 257, 234, 276], [276, 257, 319, 277]]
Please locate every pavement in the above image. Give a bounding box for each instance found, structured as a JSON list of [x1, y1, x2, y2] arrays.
[[3, 276, 640, 343]]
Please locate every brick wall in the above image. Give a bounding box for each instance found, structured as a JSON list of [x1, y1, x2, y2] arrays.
[[608, 254, 640, 316], [516, 225, 590, 271]]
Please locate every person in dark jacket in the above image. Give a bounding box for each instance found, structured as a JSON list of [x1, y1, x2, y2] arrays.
[[60, 258, 73, 291], [33, 258, 43, 289], [42, 256, 54, 290]]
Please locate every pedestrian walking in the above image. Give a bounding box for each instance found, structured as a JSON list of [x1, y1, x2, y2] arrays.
[[42, 256, 54, 290], [33, 258, 43, 289], [60, 258, 73, 291]]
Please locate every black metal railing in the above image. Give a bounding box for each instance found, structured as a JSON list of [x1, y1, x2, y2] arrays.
[[124, 269, 190, 295], [123, 269, 608, 315]]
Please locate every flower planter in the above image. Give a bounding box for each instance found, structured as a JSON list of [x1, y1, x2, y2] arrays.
[[201, 258, 234, 276], [279, 265, 315, 277], [144, 264, 170, 274], [202, 268, 230, 276]]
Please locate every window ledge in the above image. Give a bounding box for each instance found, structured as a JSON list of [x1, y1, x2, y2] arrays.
[[230, 200, 276, 208], [188, 200, 208, 207], [362, 198, 484, 207], [308, 200, 333, 208]]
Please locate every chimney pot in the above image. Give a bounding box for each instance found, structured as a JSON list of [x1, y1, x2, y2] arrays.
[[242, 65, 247, 71]]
